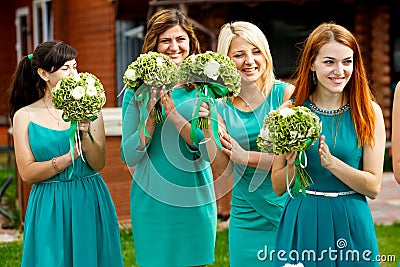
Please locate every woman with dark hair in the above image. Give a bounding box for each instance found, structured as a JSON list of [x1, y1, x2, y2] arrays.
[[120, 9, 217, 267], [8, 41, 124, 267], [271, 22, 385, 266]]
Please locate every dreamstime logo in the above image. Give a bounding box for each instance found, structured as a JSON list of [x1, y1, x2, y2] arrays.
[[257, 238, 397, 263]]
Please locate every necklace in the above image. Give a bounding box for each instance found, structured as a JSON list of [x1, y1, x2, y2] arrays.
[[240, 91, 262, 109], [43, 98, 62, 126], [308, 99, 349, 148]]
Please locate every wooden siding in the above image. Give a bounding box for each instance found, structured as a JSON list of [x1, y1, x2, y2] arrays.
[[53, 0, 118, 107], [0, 1, 20, 115]]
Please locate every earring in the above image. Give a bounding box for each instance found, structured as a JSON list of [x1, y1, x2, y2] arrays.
[[312, 71, 317, 86]]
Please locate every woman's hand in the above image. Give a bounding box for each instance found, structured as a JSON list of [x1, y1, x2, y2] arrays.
[[198, 100, 210, 118], [160, 87, 176, 118], [145, 87, 158, 118], [285, 151, 297, 165], [318, 135, 335, 168], [278, 99, 293, 110], [219, 133, 248, 165], [78, 119, 90, 138]]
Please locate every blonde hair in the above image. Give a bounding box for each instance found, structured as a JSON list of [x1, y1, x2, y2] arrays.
[[217, 21, 276, 96]]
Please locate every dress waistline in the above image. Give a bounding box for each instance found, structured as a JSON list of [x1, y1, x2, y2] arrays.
[[300, 189, 356, 197], [38, 173, 98, 184]]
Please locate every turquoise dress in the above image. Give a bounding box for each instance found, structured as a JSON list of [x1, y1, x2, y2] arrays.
[[121, 87, 217, 267], [21, 122, 124, 267], [216, 81, 289, 267], [273, 99, 380, 266]]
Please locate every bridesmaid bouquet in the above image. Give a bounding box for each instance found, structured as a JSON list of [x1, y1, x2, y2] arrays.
[[257, 106, 322, 197], [52, 72, 106, 177], [123, 51, 179, 128], [52, 72, 106, 121], [178, 51, 241, 148]]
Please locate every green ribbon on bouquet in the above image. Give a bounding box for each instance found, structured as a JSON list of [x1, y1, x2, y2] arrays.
[[134, 86, 151, 138], [134, 85, 171, 138], [64, 116, 97, 180], [190, 82, 230, 149], [289, 138, 315, 197]]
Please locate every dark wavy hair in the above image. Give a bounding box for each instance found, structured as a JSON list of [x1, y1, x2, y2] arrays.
[[142, 9, 201, 55], [7, 41, 78, 120]]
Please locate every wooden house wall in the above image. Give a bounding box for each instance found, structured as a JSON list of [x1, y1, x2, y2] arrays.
[[0, 1, 21, 115], [53, 0, 118, 107]]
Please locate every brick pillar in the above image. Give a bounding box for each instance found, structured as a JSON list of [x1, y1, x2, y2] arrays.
[[355, 5, 392, 139], [370, 6, 392, 139]]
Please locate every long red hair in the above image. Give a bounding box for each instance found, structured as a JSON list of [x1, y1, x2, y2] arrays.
[[292, 22, 376, 147]]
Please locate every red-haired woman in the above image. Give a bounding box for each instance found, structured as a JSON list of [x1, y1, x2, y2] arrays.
[[271, 22, 385, 266]]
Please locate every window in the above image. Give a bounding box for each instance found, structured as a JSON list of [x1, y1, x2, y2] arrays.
[[115, 20, 145, 106], [15, 7, 32, 62], [33, 0, 53, 47]]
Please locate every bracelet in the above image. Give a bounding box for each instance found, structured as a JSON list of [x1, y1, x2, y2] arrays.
[[51, 157, 63, 174]]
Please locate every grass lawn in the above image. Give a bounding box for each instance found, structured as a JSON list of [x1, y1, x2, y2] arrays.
[[1, 223, 399, 266]]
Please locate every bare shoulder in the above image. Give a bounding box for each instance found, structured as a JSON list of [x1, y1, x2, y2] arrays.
[[371, 100, 383, 116], [283, 83, 295, 102], [394, 81, 400, 100], [13, 106, 30, 122], [13, 100, 42, 126]]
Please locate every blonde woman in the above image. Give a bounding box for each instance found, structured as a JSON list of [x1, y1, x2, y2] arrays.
[[200, 21, 294, 267]]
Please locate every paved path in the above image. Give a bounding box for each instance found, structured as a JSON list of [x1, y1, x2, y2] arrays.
[[368, 172, 400, 225]]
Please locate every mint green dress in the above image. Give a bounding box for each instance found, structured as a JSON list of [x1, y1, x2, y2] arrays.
[[273, 99, 380, 266], [216, 81, 289, 267], [21, 122, 124, 267], [121, 87, 217, 267]]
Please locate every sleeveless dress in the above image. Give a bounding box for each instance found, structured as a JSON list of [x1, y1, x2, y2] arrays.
[[273, 99, 380, 267], [121, 87, 217, 267], [216, 81, 290, 267], [21, 122, 124, 267]]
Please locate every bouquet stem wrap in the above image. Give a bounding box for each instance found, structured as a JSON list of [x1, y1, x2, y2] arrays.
[[190, 82, 229, 149], [288, 138, 314, 197]]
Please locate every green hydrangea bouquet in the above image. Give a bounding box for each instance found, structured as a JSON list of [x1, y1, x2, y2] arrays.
[[123, 51, 179, 126], [52, 72, 106, 178], [178, 51, 241, 147], [52, 72, 106, 121], [257, 106, 322, 196]]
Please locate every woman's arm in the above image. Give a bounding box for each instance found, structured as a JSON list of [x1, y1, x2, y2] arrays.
[[161, 90, 196, 148], [392, 82, 400, 183], [121, 89, 157, 166], [80, 113, 106, 171], [271, 152, 297, 196], [317, 102, 386, 199]]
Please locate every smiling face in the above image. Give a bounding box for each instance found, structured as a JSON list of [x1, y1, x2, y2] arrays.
[[156, 25, 190, 65], [312, 40, 354, 95], [227, 36, 266, 87]]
